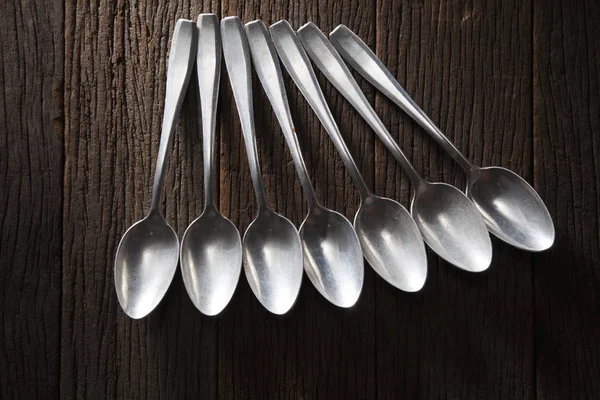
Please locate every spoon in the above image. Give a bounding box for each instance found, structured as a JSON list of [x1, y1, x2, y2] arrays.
[[180, 14, 242, 316], [245, 20, 364, 305], [330, 25, 555, 252], [270, 21, 431, 287], [114, 20, 197, 319], [221, 17, 303, 315], [297, 22, 492, 273]]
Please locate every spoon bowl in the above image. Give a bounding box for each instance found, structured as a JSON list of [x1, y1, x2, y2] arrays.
[[243, 209, 303, 315], [354, 196, 427, 291], [300, 206, 363, 307], [181, 208, 242, 315], [469, 166, 555, 251], [412, 183, 492, 272], [115, 213, 179, 319]]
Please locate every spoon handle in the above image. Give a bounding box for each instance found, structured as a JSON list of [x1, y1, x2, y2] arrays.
[[298, 23, 423, 187], [269, 20, 371, 199], [221, 17, 269, 209], [329, 25, 474, 173], [196, 14, 221, 210], [149, 19, 197, 212], [244, 20, 319, 210]]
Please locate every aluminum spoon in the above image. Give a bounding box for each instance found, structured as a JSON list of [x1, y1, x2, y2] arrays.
[[245, 20, 364, 305], [330, 24, 555, 252], [180, 14, 242, 316], [221, 17, 303, 315], [114, 20, 197, 319], [270, 21, 430, 286], [297, 22, 492, 273]]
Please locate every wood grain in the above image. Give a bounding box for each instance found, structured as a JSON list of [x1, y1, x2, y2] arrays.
[[1, 0, 599, 398], [533, 0, 600, 398], [374, 1, 535, 398], [0, 0, 64, 398]]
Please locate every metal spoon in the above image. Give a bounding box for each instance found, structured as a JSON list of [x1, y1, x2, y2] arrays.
[[180, 14, 242, 316], [244, 20, 364, 305], [330, 24, 555, 252], [221, 17, 303, 315], [114, 20, 197, 319], [297, 22, 492, 273], [270, 21, 430, 287]]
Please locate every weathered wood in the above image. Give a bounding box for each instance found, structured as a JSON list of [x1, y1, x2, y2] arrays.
[[217, 1, 378, 398], [533, 0, 600, 398], [0, 0, 64, 398], [374, 1, 535, 398], [61, 1, 220, 398], [2, 0, 599, 398]]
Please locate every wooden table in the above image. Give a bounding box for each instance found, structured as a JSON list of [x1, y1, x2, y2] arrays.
[[2, 0, 599, 398]]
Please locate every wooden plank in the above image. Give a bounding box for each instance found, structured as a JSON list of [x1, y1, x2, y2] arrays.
[[61, 2, 220, 398], [533, 0, 600, 398], [217, 1, 378, 398], [0, 0, 64, 398], [374, 1, 535, 398]]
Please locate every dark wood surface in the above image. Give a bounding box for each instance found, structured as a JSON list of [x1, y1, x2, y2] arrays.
[[1, 0, 598, 398]]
